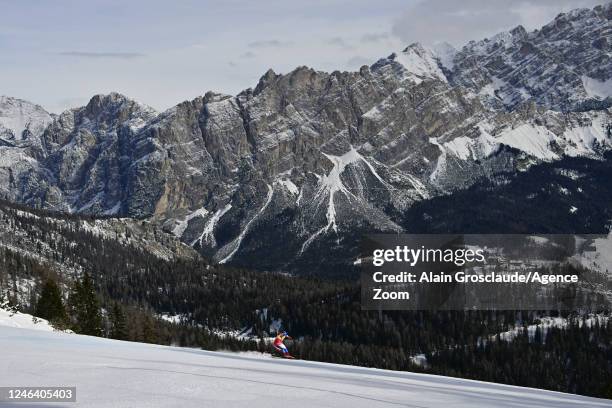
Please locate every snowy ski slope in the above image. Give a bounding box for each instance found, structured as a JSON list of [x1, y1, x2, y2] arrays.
[[2, 326, 611, 407]]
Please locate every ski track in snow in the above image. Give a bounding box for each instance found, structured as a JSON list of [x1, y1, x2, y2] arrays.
[[1, 326, 610, 408], [219, 184, 273, 264]]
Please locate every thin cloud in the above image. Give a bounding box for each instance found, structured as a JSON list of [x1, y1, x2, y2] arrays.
[[361, 33, 390, 43], [240, 51, 256, 59], [247, 40, 292, 48], [58, 51, 146, 59], [327, 37, 353, 49], [346, 56, 372, 69]]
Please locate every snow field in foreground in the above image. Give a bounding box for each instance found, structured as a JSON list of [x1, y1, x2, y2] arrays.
[[1, 325, 611, 407]]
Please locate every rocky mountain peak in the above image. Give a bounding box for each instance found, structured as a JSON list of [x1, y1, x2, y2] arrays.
[[283, 66, 320, 88], [596, 2, 612, 19], [401, 42, 426, 54], [85, 92, 129, 114], [254, 68, 280, 95], [83, 92, 156, 124], [391, 43, 448, 84], [0, 96, 53, 144], [430, 42, 457, 70], [203, 91, 233, 104], [509, 25, 527, 37]]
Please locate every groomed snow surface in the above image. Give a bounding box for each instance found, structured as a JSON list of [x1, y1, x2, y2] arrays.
[[1, 325, 611, 407]]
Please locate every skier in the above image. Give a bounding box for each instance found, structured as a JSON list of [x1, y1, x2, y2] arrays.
[[273, 330, 293, 358]]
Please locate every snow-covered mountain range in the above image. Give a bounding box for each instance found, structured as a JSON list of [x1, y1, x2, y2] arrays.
[[0, 4, 611, 274]]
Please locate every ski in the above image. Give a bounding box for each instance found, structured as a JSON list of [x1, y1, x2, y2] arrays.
[[271, 354, 296, 359]]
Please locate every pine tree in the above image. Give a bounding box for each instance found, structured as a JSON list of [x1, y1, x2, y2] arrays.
[[68, 273, 102, 336], [109, 303, 128, 340], [35, 279, 67, 327], [142, 314, 158, 344], [603, 375, 612, 399]]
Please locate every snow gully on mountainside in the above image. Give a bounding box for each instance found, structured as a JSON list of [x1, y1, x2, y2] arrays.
[[219, 184, 273, 264], [299, 146, 396, 255]]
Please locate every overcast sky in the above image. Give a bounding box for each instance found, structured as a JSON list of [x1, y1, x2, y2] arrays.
[[0, 0, 604, 113]]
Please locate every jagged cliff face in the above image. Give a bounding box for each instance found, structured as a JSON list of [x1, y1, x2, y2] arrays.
[[0, 4, 611, 274], [0, 96, 54, 205], [452, 4, 612, 112]]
